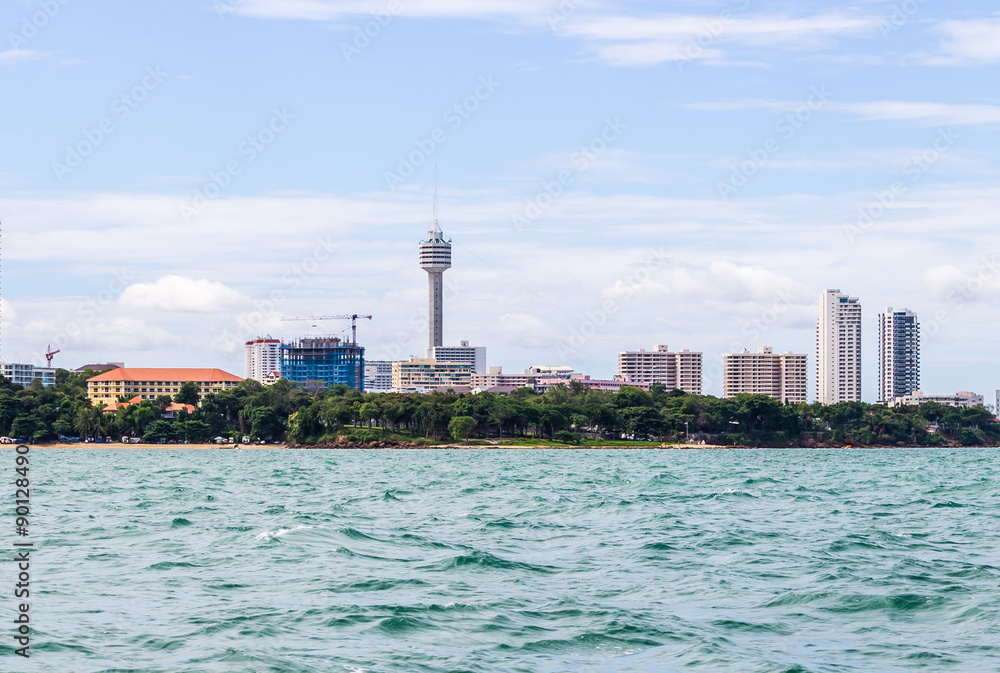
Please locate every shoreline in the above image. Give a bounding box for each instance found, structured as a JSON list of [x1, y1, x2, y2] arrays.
[[9, 442, 994, 450]]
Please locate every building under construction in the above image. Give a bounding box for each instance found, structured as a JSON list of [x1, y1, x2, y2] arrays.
[[279, 337, 365, 392]]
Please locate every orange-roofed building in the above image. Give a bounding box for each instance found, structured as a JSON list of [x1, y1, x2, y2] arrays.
[[87, 368, 243, 406]]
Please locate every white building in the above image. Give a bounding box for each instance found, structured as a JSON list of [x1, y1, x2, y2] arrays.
[[364, 361, 393, 393], [391, 358, 472, 391], [616, 345, 703, 394], [471, 367, 537, 390], [723, 347, 808, 404], [891, 391, 984, 409], [244, 338, 281, 384], [0, 363, 56, 388], [427, 341, 486, 373], [816, 289, 861, 405], [524, 365, 574, 378], [879, 308, 920, 403], [419, 200, 452, 350]]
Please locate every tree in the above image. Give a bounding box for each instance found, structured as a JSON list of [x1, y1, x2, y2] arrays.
[[175, 382, 201, 406], [448, 416, 477, 442]]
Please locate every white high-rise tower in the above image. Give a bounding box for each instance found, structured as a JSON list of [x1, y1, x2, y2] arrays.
[[816, 289, 862, 405], [879, 308, 919, 403], [419, 173, 451, 349]]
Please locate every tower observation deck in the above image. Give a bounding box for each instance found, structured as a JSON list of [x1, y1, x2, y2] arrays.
[[419, 221, 451, 349]]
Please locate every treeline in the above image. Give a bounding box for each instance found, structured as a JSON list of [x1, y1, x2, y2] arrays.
[[2, 371, 997, 447]]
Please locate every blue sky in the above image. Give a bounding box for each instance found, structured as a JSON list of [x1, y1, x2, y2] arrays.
[[2, 0, 999, 401]]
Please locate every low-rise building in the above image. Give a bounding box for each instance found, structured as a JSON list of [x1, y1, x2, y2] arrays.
[[540, 374, 651, 393], [1, 363, 56, 388], [471, 366, 536, 390], [723, 347, 808, 404], [891, 391, 985, 409], [87, 368, 243, 406], [392, 358, 472, 391], [74, 362, 125, 373], [524, 365, 574, 378]]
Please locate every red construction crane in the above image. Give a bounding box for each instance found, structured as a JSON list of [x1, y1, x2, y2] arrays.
[[280, 314, 372, 344], [45, 344, 60, 367]]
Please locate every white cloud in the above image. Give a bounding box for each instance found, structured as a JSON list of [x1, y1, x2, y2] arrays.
[[923, 19, 1000, 66], [118, 276, 250, 313], [923, 263, 1000, 303], [228, 0, 559, 21], [685, 98, 1000, 127], [0, 298, 16, 323], [563, 13, 875, 67], [0, 50, 48, 66]]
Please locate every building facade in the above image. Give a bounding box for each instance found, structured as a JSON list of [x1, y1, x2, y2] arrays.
[[0, 363, 56, 388], [890, 391, 984, 409], [86, 368, 242, 406], [364, 361, 394, 393], [723, 347, 808, 404], [471, 366, 535, 390], [878, 308, 920, 403], [428, 341, 486, 373], [279, 337, 364, 392], [244, 338, 281, 384], [616, 345, 703, 394], [816, 289, 862, 405], [391, 358, 472, 391]]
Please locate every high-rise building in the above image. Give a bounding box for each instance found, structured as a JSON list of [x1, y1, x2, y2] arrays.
[[279, 337, 364, 392], [723, 347, 808, 404], [419, 181, 451, 350], [616, 345, 703, 394], [427, 340, 486, 373], [878, 308, 920, 403], [816, 289, 861, 405], [364, 361, 393, 393], [244, 338, 281, 384]]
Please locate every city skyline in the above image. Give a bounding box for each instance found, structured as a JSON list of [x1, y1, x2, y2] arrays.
[[2, 1, 999, 402]]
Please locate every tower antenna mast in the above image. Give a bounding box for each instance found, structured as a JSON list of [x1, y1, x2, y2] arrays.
[[433, 164, 439, 230]]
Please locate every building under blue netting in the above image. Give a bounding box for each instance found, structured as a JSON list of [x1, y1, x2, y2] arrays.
[[279, 337, 365, 392]]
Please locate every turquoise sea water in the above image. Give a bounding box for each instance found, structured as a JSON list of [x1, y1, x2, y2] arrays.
[[12, 448, 1000, 672]]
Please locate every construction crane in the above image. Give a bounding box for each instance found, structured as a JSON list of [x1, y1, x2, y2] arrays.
[[280, 314, 372, 344], [45, 344, 60, 367]]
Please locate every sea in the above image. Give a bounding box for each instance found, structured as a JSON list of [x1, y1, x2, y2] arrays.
[[13, 447, 1000, 672]]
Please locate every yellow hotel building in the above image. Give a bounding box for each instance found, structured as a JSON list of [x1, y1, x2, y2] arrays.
[[87, 368, 243, 406]]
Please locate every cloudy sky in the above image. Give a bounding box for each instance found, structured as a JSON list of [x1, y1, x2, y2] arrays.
[[1, 0, 999, 401]]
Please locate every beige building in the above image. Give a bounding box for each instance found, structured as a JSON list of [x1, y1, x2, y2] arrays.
[[616, 345, 703, 394], [890, 391, 984, 409], [87, 368, 243, 406], [471, 366, 535, 390], [391, 358, 472, 391], [723, 347, 808, 403]]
